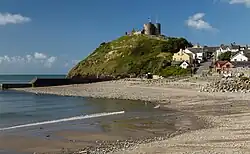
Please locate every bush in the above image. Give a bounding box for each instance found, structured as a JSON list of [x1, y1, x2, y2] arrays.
[[160, 66, 191, 77], [218, 51, 231, 61]]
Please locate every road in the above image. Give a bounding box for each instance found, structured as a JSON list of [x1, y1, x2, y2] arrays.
[[195, 60, 212, 75]]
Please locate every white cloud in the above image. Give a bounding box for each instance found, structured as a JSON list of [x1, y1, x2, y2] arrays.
[[0, 52, 57, 68], [186, 13, 217, 31], [34, 52, 47, 59], [229, 0, 250, 7], [0, 13, 31, 25], [26, 54, 32, 62], [0, 52, 80, 74], [45, 56, 57, 68], [215, 0, 250, 7]]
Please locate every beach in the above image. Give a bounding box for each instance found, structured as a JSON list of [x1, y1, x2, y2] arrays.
[[11, 78, 250, 154]]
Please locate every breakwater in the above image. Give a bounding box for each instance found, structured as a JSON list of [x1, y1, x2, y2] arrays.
[[1, 76, 114, 90]]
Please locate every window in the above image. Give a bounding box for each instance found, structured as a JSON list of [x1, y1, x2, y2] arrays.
[[174, 58, 176, 61], [180, 58, 182, 61]]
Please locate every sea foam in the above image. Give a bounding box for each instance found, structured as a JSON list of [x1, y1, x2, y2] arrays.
[[0, 110, 125, 131]]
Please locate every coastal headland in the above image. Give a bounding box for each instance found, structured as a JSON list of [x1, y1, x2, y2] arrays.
[[3, 23, 250, 154], [10, 77, 250, 154]]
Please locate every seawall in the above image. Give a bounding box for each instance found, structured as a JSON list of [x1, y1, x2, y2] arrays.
[[1, 76, 115, 90]]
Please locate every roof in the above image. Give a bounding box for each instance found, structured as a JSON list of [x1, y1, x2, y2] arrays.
[[220, 46, 230, 50], [231, 51, 248, 60], [203, 47, 220, 53], [186, 48, 202, 54], [181, 61, 190, 65], [231, 61, 250, 67], [186, 52, 193, 58], [230, 45, 240, 50], [231, 51, 239, 57], [215, 61, 230, 66], [243, 49, 250, 58]]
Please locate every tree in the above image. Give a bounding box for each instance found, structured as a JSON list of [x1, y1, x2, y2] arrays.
[[161, 37, 193, 53], [218, 51, 231, 61]]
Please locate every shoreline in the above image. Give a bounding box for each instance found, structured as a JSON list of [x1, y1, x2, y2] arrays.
[[0, 99, 206, 154], [11, 78, 250, 153]]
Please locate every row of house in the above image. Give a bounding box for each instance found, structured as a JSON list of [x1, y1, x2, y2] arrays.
[[230, 50, 250, 62], [171, 43, 250, 70], [215, 44, 250, 61], [171, 46, 217, 69], [214, 44, 250, 74], [214, 60, 250, 75]]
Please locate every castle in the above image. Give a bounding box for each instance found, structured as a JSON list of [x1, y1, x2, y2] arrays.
[[126, 19, 162, 36]]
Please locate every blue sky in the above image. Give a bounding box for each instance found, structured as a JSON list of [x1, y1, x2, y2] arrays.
[[0, 0, 249, 74]]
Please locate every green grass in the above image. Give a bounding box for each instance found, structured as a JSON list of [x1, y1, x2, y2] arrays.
[[68, 35, 192, 78]]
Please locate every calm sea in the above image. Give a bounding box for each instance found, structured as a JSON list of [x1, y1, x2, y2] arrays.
[[0, 75, 155, 132]]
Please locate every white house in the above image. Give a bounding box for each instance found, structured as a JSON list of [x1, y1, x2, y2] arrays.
[[184, 48, 204, 63], [219, 46, 231, 52], [230, 45, 240, 52], [230, 51, 248, 62], [196, 52, 204, 63], [180, 61, 190, 69]]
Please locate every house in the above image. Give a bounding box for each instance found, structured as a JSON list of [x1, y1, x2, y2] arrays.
[[240, 46, 246, 51], [180, 61, 190, 69], [230, 51, 248, 62], [184, 48, 204, 63], [173, 49, 193, 63], [184, 48, 196, 60], [230, 45, 240, 52], [214, 61, 234, 74], [203, 46, 220, 59], [219, 46, 231, 52], [231, 61, 250, 68]]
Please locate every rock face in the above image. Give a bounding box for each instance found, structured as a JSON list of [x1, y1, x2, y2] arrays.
[[67, 35, 192, 79], [200, 78, 250, 93]]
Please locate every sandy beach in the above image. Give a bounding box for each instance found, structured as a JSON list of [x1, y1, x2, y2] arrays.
[[10, 78, 250, 154]]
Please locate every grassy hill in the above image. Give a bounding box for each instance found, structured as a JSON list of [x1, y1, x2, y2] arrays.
[[67, 35, 192, 78]]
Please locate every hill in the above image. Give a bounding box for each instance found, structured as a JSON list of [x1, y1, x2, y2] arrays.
[[67, 35, 192, 79]]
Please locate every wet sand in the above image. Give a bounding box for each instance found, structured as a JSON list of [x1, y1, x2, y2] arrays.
[[11, 78, 250, 153], [0, 105, 205, 154]]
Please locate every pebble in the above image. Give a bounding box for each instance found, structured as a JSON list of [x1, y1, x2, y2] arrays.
[[200, 78, 250, 93]]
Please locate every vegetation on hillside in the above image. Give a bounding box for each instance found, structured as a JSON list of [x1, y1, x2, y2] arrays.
[[67, 35, 192, 78]]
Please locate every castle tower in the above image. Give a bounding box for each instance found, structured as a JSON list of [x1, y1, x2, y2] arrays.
[[143, 23, 154, 35], [155, 23, 161, 35]]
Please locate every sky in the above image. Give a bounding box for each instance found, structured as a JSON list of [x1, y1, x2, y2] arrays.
[[0, 0, 249, 74]]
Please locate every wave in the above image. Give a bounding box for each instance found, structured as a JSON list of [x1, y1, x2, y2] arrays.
[[0, 110, 125, 131]]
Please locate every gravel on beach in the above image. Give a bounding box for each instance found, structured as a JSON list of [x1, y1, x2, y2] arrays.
[[13, 78, 250, 154]]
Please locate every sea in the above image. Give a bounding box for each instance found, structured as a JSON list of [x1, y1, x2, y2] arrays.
[[0, 74, 158, 128], [0, 75, 159, 153]]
